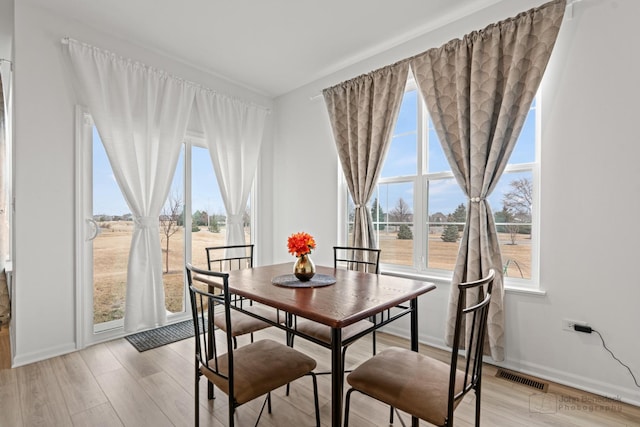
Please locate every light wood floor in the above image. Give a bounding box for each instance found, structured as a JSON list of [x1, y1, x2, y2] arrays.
[[0, 323, 639, 427]]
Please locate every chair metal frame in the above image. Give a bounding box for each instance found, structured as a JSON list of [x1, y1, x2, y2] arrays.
[[344, 269, 495, 427], [204, 244, 267, 348], [205, 243, 254, 272], [291, 246, 382, 378], [187, 263, 321, 427], [333, 246, 381, 274]]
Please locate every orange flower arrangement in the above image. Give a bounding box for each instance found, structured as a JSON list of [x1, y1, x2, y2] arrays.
[[287, 232, 316, 257]]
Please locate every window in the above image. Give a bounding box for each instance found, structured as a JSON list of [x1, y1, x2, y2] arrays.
[[345, 80, 538, 286], [82, 114, 252, 335], [188, 143, 252, 271]]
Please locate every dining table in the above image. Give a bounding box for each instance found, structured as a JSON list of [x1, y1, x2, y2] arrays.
[[195, 262, 436, 427]]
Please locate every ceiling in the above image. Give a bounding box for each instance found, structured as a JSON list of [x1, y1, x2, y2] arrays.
[[28, 0, 504, 97]]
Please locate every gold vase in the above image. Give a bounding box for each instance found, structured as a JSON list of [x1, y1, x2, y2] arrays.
[[294, 254, 316, 281]]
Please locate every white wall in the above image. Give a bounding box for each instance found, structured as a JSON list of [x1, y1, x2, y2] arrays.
[[272, 0, 640, 405], [11, 1, 273, 365], [0, 0, 12, 59]]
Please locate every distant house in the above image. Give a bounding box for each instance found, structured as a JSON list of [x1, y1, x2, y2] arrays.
[[430, 212, 447, 223]]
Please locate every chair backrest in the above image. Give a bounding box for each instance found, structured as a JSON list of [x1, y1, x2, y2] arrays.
[[447, 269, 495, 419], [186, 263, 236, 397], [205, 244, 254, 272], [333, 246, 381, 274]]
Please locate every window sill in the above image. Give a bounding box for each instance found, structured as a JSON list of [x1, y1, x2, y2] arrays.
[[380, 268, 547, 296]]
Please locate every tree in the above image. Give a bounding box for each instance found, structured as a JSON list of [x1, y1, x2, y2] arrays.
[[448, 203, 467, 231], [370, 197, 386, 230], [495, 207, 519, 244], [441, 224, 459, 242], [389, 198, 412, 223], [160, 192, 182, 274], [208, 215, 220, 233], [192, 210, 208, 226], [502, 177, 533, 240], [397, 224, 413, 240], [502, 177, 532, 219]]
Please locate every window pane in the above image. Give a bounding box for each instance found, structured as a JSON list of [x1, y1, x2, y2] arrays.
[[381, 90, 417, 178], [491, 170, 533, 279], [374, 182, 414, 266], [426, 178, 466, 271], [191, 145, 228, 269], [507, 100, 536, 164], [162, 147, 184, 314], [93, 129, 130, 325]]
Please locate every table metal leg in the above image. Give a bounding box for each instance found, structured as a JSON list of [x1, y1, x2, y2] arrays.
[[410, 297, 419, 427], [331, 327, 343, 427], [286, 312, 294, 347]]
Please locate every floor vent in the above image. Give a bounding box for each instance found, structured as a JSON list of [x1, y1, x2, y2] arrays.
[[495, 368, 549, 392]]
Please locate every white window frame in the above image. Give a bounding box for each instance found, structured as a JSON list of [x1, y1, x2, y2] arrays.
[[75, 110, 257, 347], [338, 83, 542, 292]]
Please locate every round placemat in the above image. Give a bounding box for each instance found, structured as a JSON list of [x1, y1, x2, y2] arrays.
[[271, 273, 336, 288]]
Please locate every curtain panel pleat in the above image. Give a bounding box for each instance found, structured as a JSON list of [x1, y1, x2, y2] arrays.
[[195, 91, 268, 250], [65, 39, 196, 332], [323, 62, 409, 249], [410, 0, 566, 361]]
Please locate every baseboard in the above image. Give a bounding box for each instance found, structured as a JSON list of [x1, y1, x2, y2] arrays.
[[495, 357, 640, 408], [381, 325, 640, 408], [12, 342, 77, 368]]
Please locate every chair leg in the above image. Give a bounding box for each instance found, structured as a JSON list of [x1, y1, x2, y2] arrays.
[[344, 388, 354, 427], [475, 382, 482, 426], [255, 394, 270, 427], [310, 373, 320, 427], [208, 381, 214, 399], [286, 333, 296, 396], [389, 405, 394, 424], [195, 363, 200, 427]]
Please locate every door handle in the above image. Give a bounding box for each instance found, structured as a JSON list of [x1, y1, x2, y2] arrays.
[[86, 218, 101, 241]]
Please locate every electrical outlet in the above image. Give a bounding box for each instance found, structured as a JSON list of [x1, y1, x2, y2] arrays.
[[562, 319, 588, 332]]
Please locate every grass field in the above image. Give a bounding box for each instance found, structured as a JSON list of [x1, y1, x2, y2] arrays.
[[92, 221, 531, 324]]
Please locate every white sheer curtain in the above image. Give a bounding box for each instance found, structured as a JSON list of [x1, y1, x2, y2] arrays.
[[195, 90, 268, 247], [65, 39, 196, 331]]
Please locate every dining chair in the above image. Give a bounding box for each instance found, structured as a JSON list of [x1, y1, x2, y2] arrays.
[[292, 246, 382, 373], [187, 263, 321, 427], [343, 269, 495, 427], [205, 244, 283, 349]]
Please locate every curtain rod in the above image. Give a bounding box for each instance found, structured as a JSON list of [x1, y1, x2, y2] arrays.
[[60, 36, 271, 112], [311, 0, 574, 101]]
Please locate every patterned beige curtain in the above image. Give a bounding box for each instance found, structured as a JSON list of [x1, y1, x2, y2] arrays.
[[410, 0, 566, 361], [324, 62, 409, 248]]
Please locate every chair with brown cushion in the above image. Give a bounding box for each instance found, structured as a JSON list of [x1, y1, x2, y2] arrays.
[[187, 263, 320, 427], [293, 246, 382, 373], [205, 244, 283, 349], [344, 269, 495, 427]]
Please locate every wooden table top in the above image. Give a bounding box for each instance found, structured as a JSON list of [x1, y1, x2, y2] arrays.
[[195, 263, 436, 329]]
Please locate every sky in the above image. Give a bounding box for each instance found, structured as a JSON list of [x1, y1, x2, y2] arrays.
[[375, 89, 536, 217], [92, 129, 225, 217], [92, 91, 536, 219]]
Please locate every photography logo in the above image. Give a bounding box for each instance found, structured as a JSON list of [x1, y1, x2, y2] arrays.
[[529, 393, 557, 414]]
